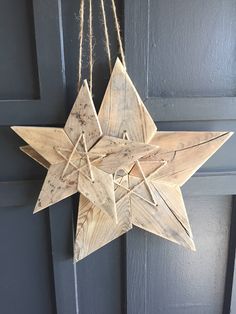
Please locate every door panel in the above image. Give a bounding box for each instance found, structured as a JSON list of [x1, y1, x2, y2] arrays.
[[148, 0, 236, 97], [0, 1, 66, 313], [77, 240, 124, 314], [0, 0, 66, 125], [125, 1, 236, 313], [127, 196, 233, 314], [0, 0, 39, 100], [0, 204, 56, 314], [1, 0, 235, 313]]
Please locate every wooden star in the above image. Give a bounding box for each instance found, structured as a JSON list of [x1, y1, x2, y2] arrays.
[[73, 59, 233, 261], [11, 80, 157, 224]]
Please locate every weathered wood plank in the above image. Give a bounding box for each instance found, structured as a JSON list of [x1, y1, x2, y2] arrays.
[[34, 162, 78, 213], [78, 166, 117, 222], [98, 58, 157, 143], [91, 136, 157, 174], [20, 145, 50, 169], [74, 192, 131, 261], [131, 181, 195, 251], [64, 80, 102, 149], [131, 131, 233, 186], [11, 127, 73, 164]]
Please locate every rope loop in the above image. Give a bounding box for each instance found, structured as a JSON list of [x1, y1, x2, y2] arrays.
[[78, 0, 126, 93]]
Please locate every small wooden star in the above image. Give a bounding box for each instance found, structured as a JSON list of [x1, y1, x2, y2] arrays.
[[12, 80, 157, 223]]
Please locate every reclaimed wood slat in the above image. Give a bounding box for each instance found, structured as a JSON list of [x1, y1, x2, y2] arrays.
[[98, 58, 157, 144], [64, 80, 102, 149], [130, 131, 233, 186]]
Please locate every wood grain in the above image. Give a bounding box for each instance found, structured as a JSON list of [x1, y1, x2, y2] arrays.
[[98, 58, 157, 143], [64, 80, 102, 150], [74, 176, 132, 261], [20, 145, 50, 169], [34, 162, 78, 213], [91, 135, 158, 174], [11, 127, 73, 164], [130, 131, 233, 186], [78, 165, 117, 221], [131, 181, 195, 250]]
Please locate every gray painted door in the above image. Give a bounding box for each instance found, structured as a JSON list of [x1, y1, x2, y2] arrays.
[[0, 1, 235, 314], [125, 1, 236, 314]]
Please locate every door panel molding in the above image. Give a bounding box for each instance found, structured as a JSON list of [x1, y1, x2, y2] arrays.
[[125, 0, 236, 122], [1, 172, 236, 208], [0, 0, 66, 125], [49, 199, 79, 314], [223, 196, 236, 313]]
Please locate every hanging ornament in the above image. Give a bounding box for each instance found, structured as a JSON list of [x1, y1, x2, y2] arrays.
[[11, 1, 233, 262]]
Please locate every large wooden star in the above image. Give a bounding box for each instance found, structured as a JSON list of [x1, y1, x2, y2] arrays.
[[12, 80, 157, 223], [73, 59, 233, 261], [12, 59, 233, 262]]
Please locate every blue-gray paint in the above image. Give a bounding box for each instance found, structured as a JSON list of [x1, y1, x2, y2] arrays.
[[0, 0, 236, 313], [125, 0, 236, 313]]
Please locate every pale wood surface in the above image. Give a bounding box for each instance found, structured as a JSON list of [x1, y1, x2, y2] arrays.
[[98, 58, 157, 143], [78, 165, 117, 221], [74, 176, 132, 261], [20, 145, 50, 169], [131, 182, 195, 250], [64, 80, 102, 150], [34, 162, 78, 213], [74, 174, 134, 262], [11, 127, 73, 164], [91, 135, 157, 174], [130, 131, 233, 186]]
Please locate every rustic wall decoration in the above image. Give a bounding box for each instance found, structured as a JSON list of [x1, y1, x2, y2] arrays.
[[12, 59, 232, 261], [73, 59, 233, 261], [11, 0, 233, 262]]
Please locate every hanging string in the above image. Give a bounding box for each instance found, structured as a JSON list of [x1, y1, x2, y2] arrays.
[[100, 0, 112, 73], [88, 0, 93, 93], [78, 0, 126, 93], [78, 0, 85, 92], [111, 0, 126, 69]]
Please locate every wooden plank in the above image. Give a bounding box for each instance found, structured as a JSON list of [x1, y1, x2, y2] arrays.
[[98, 58, 157, 144], [131, 131, 233, 186], [91, 136, 158, 174], [20, 145, 50, 169], [74, 192, 131, 261], [11, 127, 73, 164], [131, 181, 195, 251], [34, 162, 78, 213], [78, 166, 117, 222], [64, 80, 102, 149]]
